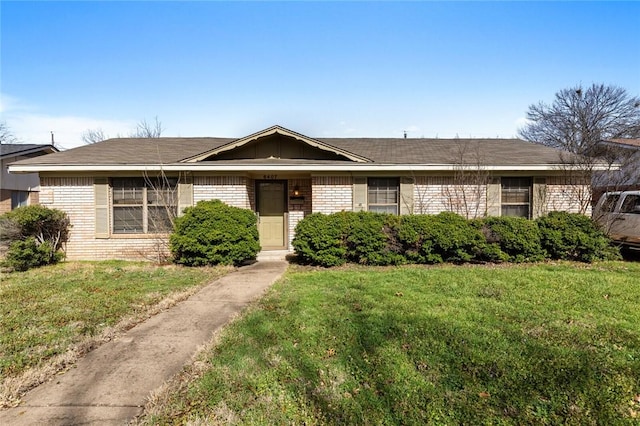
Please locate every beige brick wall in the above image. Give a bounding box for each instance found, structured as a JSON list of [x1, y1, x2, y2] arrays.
[[287, 178, 312, 248], [38, 174, 593, 261], [40, 177, 172, 261], [193, 176, 252, 209], [312, 176, 352, 214], [413, 176, 487, 218], [545, 177, 592, 215]]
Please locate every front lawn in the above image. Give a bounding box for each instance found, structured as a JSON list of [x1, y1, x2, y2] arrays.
[[139, 262, 640, 424], [0, 261, 229, 406]]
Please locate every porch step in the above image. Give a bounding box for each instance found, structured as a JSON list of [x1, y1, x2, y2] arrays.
[[256, 250, 291, 261]]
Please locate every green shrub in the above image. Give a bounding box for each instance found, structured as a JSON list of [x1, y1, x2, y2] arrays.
[[292, 212, 348, 267], [3, 237, 53, 271], [478, 216, 545, 263], [170, 200, 260, 266], [536, 211, 615, 262], [426, 212, 486, 263], [345, 212, 404, 265], [397, 214, 439, 264], [0, 205, 70, 271]]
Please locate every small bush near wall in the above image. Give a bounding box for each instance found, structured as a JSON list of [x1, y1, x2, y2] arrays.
[[0, 205, 70, 271], [477, 216, 545, 263], [536, 211, 617, 262], [292, 212, 348, 267], [425, 212, 486, 263], [170, 200, 260, 266], [293, 211, 617, 267], [346, 212, 404, 265]]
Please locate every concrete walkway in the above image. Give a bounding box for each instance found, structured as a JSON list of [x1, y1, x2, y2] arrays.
[[0, 259, 288, 426]]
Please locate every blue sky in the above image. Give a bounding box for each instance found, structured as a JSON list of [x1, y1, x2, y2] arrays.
[[2, 1, 639, 150]]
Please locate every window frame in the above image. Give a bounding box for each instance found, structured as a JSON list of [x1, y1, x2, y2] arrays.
[[367, 177, 400, 214], [111, 177, 178, 234], [500, 177, 532, 218]]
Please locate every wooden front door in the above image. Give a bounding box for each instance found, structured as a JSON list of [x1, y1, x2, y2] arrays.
[[257, 181, 287, 249]]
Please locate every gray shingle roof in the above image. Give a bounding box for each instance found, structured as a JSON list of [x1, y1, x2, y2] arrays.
[[10, 133, 569, 167], [1, 144, 57, 158]]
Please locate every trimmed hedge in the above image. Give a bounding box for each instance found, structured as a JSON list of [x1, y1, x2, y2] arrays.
[[170, 200, 260, 266], [536, 211, 616, 262], [478, 216, 545, 263], [293, 211, 617, 267], [292, 212, 348, 267]]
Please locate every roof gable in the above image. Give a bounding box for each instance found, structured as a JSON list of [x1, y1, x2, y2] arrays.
[[181, 125, 371, 163]]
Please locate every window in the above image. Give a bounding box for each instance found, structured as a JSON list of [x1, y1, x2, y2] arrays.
[[620, 194, 640, 214], [11, 191, 29, 209], [368, 178, 399, 214], [501, 178, 531, 218], [112, 177, 177, 234], [600, 194, 621, 213]]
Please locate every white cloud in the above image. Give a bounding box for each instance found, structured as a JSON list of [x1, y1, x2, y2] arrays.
[[1, 94, 134, 149], [6, 113, 134, 149]]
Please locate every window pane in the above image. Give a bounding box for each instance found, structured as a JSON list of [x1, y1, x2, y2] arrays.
[[368, 178, 399, 214], [148, 206, 176, 233], [601, 194, 620, 212], [11, 191, 29, 209], [501, 178, 531, 204], [113, 206, 143, 233], [148, 188, 177, 206], [621, 195, 640, 214], [502, 205, 529, 218], [113, 178, 145, 205], [369, 205, 398, 214]]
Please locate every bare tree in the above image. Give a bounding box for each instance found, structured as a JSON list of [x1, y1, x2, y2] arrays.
[[519, 83, 640, 156], [130, 116, 164, 138], [81, 128, 108, 145], [520, 84, 640, 211], [0, 122, 19, 144], [81, 116, 164, 145], [140, 171, 180, 263], [442, 139, 491, 219]]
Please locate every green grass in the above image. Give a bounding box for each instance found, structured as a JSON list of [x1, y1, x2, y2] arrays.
[[141, 262, 640, 425], [0, 261, 228, 381]]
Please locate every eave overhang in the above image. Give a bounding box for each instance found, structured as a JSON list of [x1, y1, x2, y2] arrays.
[[9, 163, 613, 174], [180, 125, 371, 163]]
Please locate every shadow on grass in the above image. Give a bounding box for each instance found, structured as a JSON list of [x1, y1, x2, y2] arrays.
[[237, 296, 640, 424]]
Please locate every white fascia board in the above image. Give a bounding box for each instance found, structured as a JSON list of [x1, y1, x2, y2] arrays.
[[9, 163, 610, 173]]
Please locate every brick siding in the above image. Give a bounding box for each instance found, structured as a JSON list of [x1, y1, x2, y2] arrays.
[[311, 176, 352, 214], [193, 176, 252, 209]]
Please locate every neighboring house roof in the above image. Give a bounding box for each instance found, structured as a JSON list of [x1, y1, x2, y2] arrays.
[[0, 144, 58, 159], [9, 125, 591, 173], [599, 139, 640, 150]]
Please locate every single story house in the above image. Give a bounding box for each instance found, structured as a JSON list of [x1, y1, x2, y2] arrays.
[[1, 143, 58, 214], [9, 125, 597, 260]]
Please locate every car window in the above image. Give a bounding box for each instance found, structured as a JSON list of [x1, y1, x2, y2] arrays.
[[600, 194, 620, 213], [620, 194, 640, 214]]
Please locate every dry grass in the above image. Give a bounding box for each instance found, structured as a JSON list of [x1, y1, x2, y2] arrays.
[[0, 261, 231, 408]]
